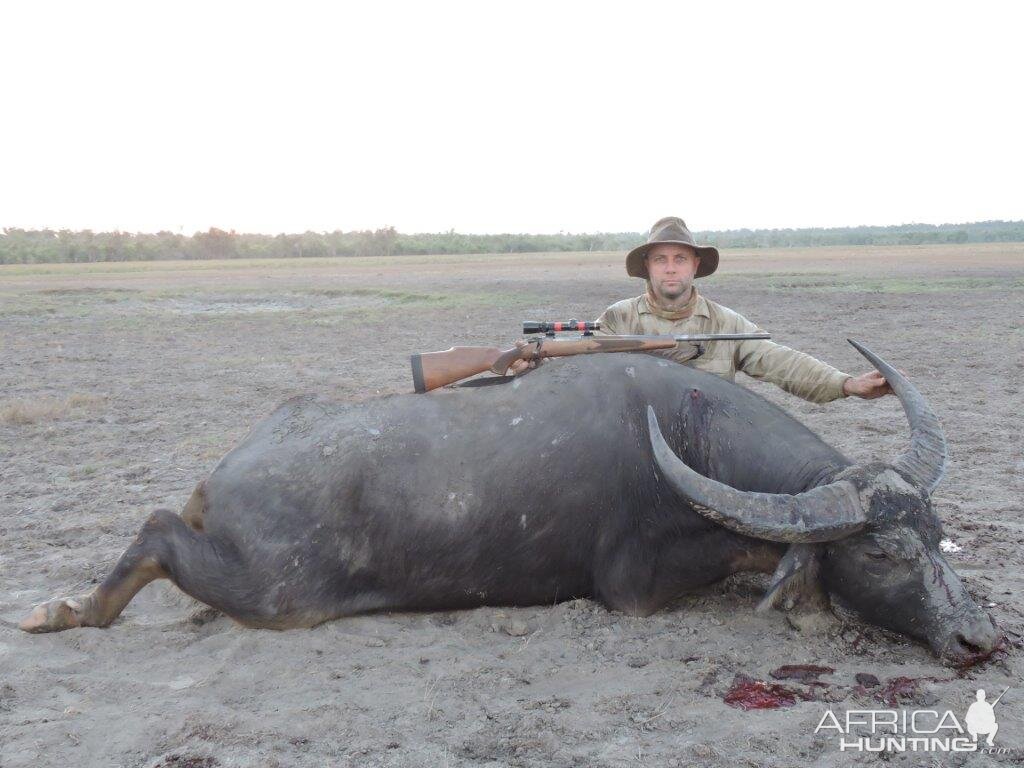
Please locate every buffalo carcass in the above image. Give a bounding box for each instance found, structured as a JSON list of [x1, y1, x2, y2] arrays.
[[20, 340, 1001, 664]]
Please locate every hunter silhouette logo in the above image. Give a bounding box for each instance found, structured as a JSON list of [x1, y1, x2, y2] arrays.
[[965, 688, 1007, 747]]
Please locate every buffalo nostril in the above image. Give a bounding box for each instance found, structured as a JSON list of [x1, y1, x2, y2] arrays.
[[949, 616, 1002, 660], [955, 634, 984, 655]]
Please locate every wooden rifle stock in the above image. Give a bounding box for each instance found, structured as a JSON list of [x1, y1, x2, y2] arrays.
[[411, 346, 505, 393]]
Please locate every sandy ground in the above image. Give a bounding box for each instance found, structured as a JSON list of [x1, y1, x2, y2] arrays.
[[1, 243, 1023, 767]]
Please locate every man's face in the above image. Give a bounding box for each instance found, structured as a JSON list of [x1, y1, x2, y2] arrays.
[[645, 244, 700, 301]]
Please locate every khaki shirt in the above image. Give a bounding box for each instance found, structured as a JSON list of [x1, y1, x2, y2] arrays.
[[596, 293, 851, 404]]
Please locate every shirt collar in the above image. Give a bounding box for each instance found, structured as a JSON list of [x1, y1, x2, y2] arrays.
[[638, 292, 710, 319]]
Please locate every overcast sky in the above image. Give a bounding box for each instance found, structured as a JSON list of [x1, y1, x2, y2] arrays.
[[2, 1, 1022, 235]]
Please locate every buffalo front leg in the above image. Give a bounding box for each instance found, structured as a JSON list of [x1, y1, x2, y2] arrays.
[[595, 530, 783, 617], [20, 508, 243, 633]]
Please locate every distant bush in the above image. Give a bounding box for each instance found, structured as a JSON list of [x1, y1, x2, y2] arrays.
[[1, 221, 1021, 265]]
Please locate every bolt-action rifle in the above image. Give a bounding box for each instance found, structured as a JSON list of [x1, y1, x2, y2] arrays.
[[410, 319, 770, 393]]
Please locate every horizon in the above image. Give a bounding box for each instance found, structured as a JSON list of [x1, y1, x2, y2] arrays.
[[4, 218, 1023, 239]]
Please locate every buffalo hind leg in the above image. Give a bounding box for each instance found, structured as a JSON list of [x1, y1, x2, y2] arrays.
[[20, 509, 254, 633], [181, 480, 207, 531]]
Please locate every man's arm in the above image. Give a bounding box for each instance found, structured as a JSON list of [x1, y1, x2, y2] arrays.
[[730, 316, 852, 404]]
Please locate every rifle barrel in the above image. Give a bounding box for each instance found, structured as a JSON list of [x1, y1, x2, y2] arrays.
[[671, 333, 771, 342]]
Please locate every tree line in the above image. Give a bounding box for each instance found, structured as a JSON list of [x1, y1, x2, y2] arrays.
[[1, 221, 1022, 265]]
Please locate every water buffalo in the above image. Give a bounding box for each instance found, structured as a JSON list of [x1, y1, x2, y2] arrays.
[[20, 340, 1001, 664]]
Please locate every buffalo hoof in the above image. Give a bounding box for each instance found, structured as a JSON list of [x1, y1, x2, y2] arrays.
[[19, 596, 93, 633]]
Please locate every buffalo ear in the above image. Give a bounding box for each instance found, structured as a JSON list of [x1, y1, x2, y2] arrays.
[[756, 544, 831, 613]]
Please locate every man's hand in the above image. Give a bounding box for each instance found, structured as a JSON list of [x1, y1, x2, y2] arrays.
[[508, 339, 542, 375], [843, 369, 894, 399]]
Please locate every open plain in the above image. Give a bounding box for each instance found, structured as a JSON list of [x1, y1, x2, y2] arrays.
[[2, 243, 1023, 767]]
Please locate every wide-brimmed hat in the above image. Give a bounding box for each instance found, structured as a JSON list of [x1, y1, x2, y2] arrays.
[[625, 217, 719, 279]]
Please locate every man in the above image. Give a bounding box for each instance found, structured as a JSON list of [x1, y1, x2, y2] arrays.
[[514, 216, 891, 404]]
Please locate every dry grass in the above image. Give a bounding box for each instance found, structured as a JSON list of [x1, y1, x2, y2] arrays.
[[0, 392, 106, 425]]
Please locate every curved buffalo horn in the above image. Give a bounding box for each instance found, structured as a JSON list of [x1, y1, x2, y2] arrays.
[[846, 339, 947, 494], [646, 406, 868, 543]]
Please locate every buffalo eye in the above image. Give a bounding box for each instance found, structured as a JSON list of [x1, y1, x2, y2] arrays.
[[865, 551, 888, 561]]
